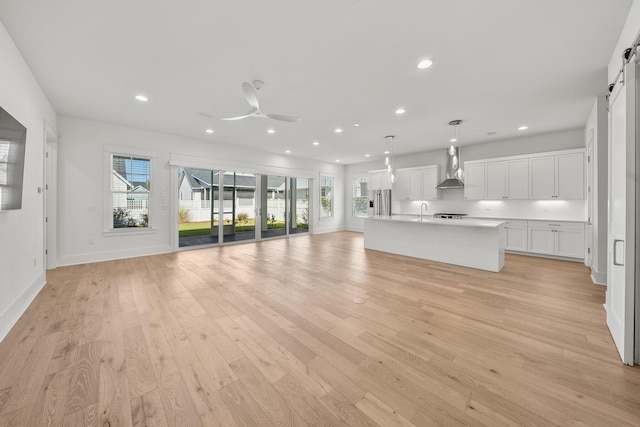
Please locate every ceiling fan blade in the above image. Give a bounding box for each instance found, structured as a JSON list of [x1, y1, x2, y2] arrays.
[[265, 113, 302, 122], [221, 107, 258, 120], [242, 82, 260, 109]]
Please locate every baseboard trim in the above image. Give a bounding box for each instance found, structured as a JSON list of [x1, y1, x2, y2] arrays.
[[312, 227, 346, 235], [591, 269, 607, 286], [505, 250, 584, 263], [0, 271, 46, 343], [57, 244, 173, 267]]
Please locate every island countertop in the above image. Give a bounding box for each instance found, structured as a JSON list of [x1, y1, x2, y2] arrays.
[[364, 215, 506, 272], [366, 215, 507, 229]]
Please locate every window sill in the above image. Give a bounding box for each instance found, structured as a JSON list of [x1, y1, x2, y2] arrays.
[[103, 227, 158, 237]]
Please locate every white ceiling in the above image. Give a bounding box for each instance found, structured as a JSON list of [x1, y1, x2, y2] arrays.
[[0, 0, 632, 164]]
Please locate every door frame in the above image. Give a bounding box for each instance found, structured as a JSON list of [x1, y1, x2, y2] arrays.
[[43, 120, 58, 270], [586, 131, 594, 268]]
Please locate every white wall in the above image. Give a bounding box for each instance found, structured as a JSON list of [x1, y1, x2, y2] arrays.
[[56, 116, 345, 266], [0, 22, 57, 341], [345, 128, 585, 231], [608, 0, 640, 84], [585, 96, 609, 284]]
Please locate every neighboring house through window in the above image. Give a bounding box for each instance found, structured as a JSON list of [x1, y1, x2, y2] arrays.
[[320, 175, 334, 219], [111, 154, 151, 228], [352, 176, 368, 217]]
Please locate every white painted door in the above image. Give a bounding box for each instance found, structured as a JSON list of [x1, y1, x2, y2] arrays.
[[506, 159, 529, 199], [606, 62, 636, 365], [464, 163, 485, 200], [421, 166, 439, 200], [556, 152, 585, 199], [529, 156, 555, 199], [485, 161, 507, 199]]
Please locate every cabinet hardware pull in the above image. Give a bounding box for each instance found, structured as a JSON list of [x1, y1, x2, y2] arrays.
[[613, 239, 624, 266]]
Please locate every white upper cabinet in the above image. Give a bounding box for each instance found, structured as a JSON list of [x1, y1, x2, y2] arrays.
[[529, 152, 584, 200], [380, 172, 392, 190], [529, 156, 557, 199], [408, 169, 422, 200], [368, 171, 392, 191], [395, 170, 411, 200], [485, 162, 507, 199], [368, 171, 382, 191], [464, 163, 485, 200], [393, 165, 439, 201], [556, 152, 584, 199], [506, 159, 529, 199], [421, 165, 439, 200]]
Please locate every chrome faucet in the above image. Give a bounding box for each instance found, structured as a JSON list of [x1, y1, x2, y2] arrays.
[[419, 202, 428, 221]]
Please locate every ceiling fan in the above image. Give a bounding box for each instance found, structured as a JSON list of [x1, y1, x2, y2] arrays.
[[221, 80, 301, 122]]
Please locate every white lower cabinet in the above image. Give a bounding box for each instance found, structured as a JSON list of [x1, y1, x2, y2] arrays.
[[555, 226, 586, 258], [527, 221, 585, 259], [504, 220, 528, 252], [528, 227, 555, 255]]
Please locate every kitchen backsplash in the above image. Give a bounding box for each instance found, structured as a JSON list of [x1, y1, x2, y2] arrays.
[[393, 195, 586, 222]]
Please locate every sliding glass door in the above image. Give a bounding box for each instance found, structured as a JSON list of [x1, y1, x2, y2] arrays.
[[178, 168, 220, 248], [289, 178, 309, 234], [222, 171, 256, 243], [261, 175, 287, 239], [178, 168, 309, 248]]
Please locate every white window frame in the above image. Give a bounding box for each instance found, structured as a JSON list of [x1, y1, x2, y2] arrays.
[[319, 175, 334, 220], [352, 175, 369, 218], [104, 145, 157, 235]]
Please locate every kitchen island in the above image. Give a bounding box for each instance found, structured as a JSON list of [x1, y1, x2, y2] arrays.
[[364, 215, 507, 272]]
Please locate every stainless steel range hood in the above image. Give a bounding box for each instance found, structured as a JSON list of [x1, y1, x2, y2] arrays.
[[436, 146, 464, 189]]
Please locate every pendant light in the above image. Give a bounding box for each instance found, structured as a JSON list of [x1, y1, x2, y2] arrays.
[[385, 135, 396, 183], [448, 120, 464, 180]]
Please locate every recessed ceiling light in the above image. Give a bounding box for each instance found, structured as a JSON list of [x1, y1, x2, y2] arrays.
[[336, 159, 341, 162], [205, 129, 214, 134], [354, 123, 360, 127], [449, 138, 457, 143], [487, 131, 497, 136], [518, 126, 528, 131], [417, 59, 433, 69], [365, 154, 371, 157], [267, 129, 275, 134], [312, 141, 320, 146], [395, 108, 406, 115], [135, 94, 148, 102], [285, 150, 291, 154], [335, 128, 343, 133], [384, 150, 390, 154]]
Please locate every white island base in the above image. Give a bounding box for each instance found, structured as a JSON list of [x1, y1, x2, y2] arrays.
[[364, 216, 507, 272]]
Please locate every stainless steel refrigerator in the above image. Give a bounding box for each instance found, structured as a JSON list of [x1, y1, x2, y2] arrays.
[[369, 189, 391, 216]]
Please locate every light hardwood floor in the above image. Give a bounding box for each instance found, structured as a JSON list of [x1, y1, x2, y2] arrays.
[[1, 231, 639, 426]]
